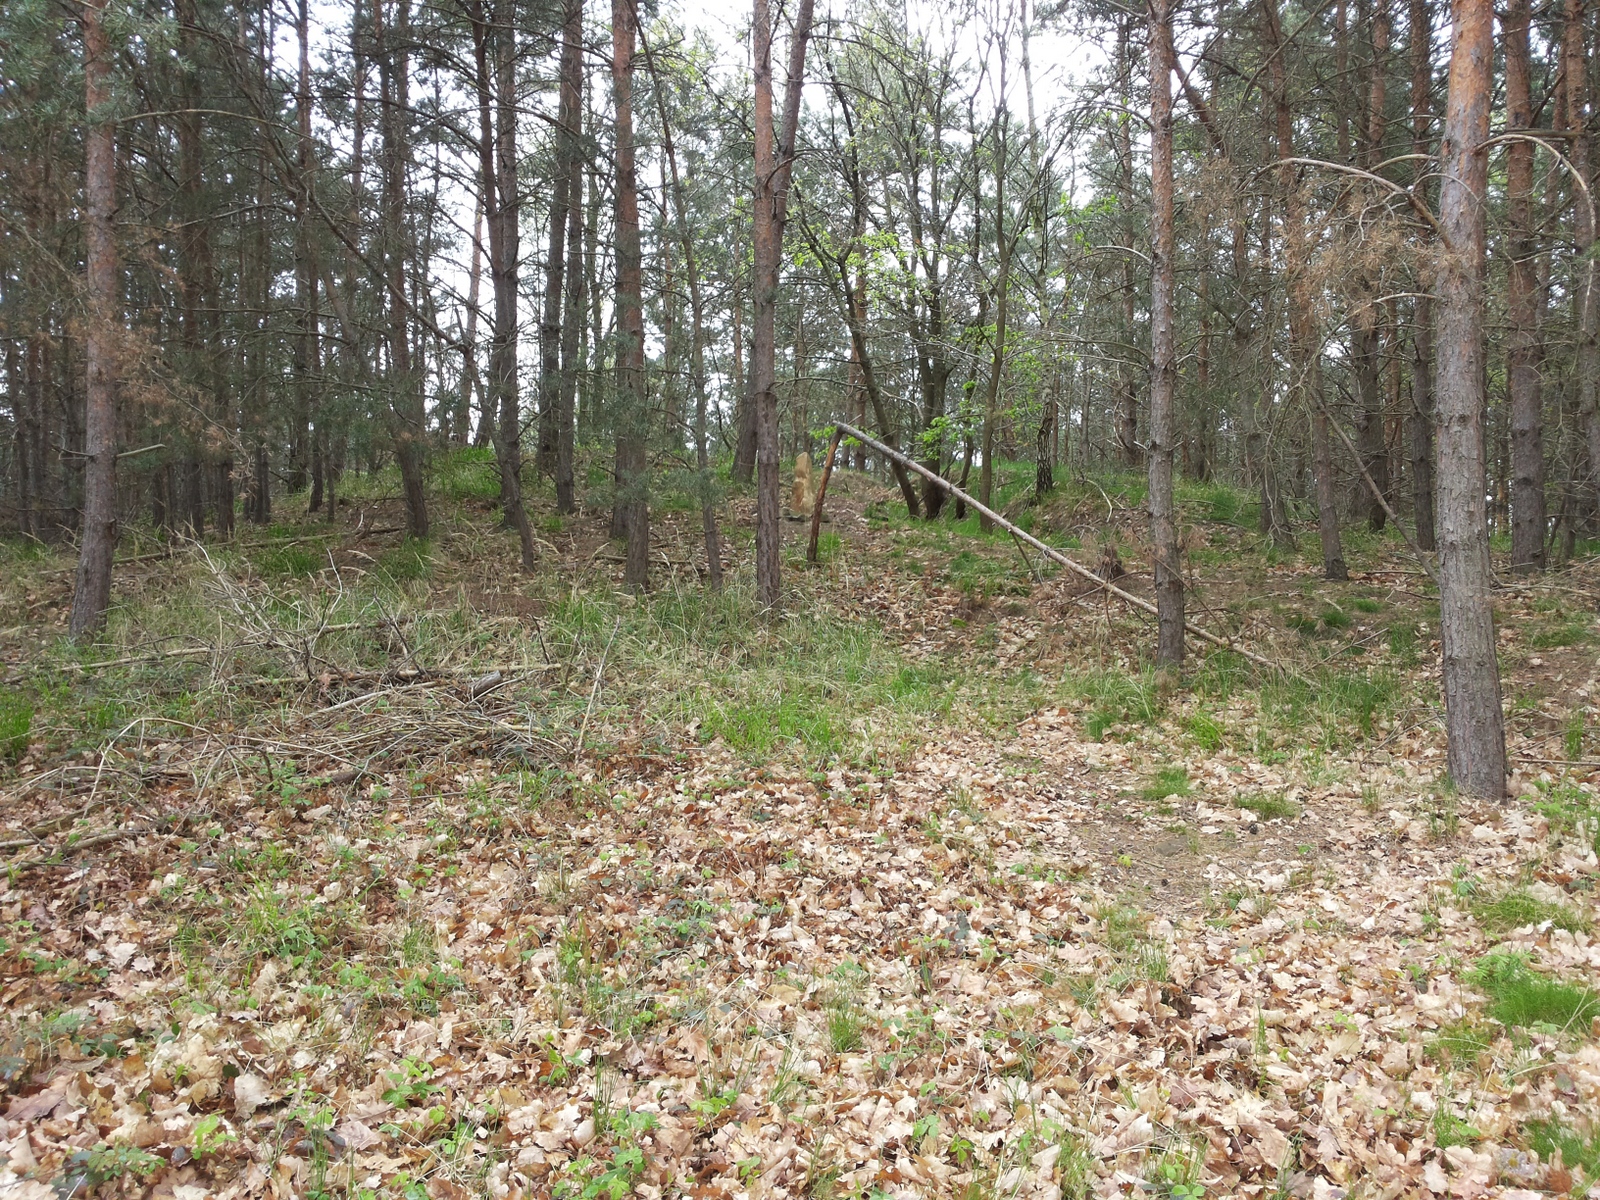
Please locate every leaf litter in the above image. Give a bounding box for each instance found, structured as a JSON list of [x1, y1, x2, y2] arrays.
[[3, 483, 1600, 1200]]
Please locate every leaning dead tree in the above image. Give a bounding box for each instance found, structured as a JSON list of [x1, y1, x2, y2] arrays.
[[815, 423, 1279, 672]]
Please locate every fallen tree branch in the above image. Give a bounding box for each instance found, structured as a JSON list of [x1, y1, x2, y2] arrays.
[[829, 422, 1285, 673], [5, 809, 203, 875]]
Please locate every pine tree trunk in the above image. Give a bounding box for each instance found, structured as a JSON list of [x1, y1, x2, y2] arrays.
[[70, 0, 118, 639], [1114, 16, 1140, 469], [1148, 0, 1184, 666], [1352, 0, 1391, 531], [1505, 0, 1546, 572], [750, 0, 816, 608], [1265, 0, 1345, 577], [554, 0, 584, 516], [469, 0, 535, 566], [290, 0, 316, 498], [459, 197, 484, 447], [537, 1, 576, 480], [1561, 0, 1600, 509], [376, 0, 429, 541], [1434, 0, 1505, 797], [644, 25, 722, 588], [612, 0, 649, 591], [1408, 0, 1437, 550]]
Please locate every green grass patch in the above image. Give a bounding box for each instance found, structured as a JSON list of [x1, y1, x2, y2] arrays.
[[1426, 1019, 1495, 1069], [255, 545, 322, 578], [703, 691, 839, 759], [1183, 711, 1224, 750], [238, 883, 332, 965], [0, 692, 33, 762], [1235, 792, 1298, 821], [1527, 1119, 1600, 1186], [1319, 605, 1352, 630], [1470, 951, 1600, 1033], [1142, 765, 1191, 801], [1470, 888, 1588, 934], [1532, 782, 1600, 854], [1432, 1106, 1481, 1150], [379, 539, 434, 582], [1071, 668, 1164, 741], [1529, 618, 1593, 650], [435, 446, 501, 503], [1259, 665, 1399, 748]]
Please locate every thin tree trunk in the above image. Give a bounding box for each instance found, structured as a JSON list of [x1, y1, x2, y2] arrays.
[[816, 74, 921, 517], [1505, 0, 1546, 572], [612, 0, 649, 590], [1148, 0, 1183, 665], [1409, 0, 1437, 550], [537, 1, 576, 480], [751, 0, 816, 608], [376, 0, 429, 540], [290, 0, 316, 497], [468, 0, 535, 566], [70, 0, 118, 638], [643, 19, 722, 588], [1114, 16, 1139, 469], [977, 97, 1011, 533], [177, 0, 220, 535], [1562, 0, 1600, 506], [1351, 0, 1390, 530], [554, 0, 583, 515], [1265, 0, 1345, 578], [1434, 0, 1505, 797], [458, 195, 484, 446], [1035, 376, 1056, 496]]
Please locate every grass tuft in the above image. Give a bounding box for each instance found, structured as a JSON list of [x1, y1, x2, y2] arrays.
[[1527, 1119, 1600, 1186], [1470, 887, 1588, 934], [1470, 951, 1600, 1033], [1142, 765, 1191, 801], [1236, 792, 1298, 821], [0, 692, 32, 762]]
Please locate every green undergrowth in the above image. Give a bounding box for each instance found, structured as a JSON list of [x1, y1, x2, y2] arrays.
[[1066, 654, 1406, 756], [1532, 781, 1600, 854], [1470, 951, 1600, 1034], [1471, 888, 1589, 935], [3, 530, 995, 770], [1526, 1119, 1600, 1187]]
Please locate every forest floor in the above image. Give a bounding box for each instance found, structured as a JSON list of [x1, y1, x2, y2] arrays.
[[4, 454, 1600, 1200]]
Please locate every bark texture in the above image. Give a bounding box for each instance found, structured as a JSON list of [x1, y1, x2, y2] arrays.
[[1148, 0, 1184, 665], [70, 0, 118, 638], [1433, 0, 1505, 797]]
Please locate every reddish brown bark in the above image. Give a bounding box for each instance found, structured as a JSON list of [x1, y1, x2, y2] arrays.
[[1434, 0, 1505, 796], [1563, 0, 1600, 501]]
